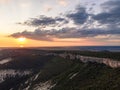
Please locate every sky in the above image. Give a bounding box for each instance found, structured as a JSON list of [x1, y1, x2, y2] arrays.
[[0, 0, 120, 47]]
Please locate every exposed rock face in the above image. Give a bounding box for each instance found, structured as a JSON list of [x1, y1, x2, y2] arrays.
[[57, 53, 120, 68], [33, 80, 56, 90], [0, 70, 31, 83]]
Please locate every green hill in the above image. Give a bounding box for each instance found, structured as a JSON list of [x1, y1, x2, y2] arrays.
[[17, 56, 120, 90]]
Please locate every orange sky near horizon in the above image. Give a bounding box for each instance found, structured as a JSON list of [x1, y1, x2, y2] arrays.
[[0, 34, 104, 47]]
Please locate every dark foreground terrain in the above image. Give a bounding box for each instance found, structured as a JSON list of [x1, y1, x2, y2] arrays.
[[0, 49, 120, 90]]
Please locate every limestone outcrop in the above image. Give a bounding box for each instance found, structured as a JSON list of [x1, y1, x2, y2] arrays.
[[57, 53, 120, 68]]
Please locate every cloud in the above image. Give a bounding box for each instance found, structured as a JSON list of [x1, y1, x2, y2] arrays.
[[11, 0, 120, 43], [18, 15, 68, 28], [92, 0, 120, 25], [10, 27, 120, 41], [10, 29, 54, 41], [66, 6, 89, 25]]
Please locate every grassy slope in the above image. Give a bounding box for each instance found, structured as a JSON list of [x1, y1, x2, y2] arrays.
[[51, 60, 120, 90], [18, 56, 120, 90], [17, 56, 74, 90]]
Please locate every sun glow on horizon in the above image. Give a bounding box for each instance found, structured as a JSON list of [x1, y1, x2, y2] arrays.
[[17, 37, 27, 47], [18, 37, 26, 42]]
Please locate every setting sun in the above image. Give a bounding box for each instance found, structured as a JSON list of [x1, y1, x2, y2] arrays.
[[17, 37, 26, 44], [18, 37, 26, 42]]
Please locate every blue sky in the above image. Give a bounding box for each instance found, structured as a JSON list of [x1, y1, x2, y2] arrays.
[[0, 0, 120, 47]]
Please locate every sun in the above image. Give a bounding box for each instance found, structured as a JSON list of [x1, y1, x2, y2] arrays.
[[18, 37, 26, 42], [17, 37, 26, 44]]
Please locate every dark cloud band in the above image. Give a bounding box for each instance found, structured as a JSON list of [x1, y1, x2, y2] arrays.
[[18, 15, 68, 27], [11, 0, 120, 42], [10, 27, 120, 41]]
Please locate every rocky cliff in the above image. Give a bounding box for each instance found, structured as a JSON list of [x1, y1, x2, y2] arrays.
[[57, 53, 120, 68]]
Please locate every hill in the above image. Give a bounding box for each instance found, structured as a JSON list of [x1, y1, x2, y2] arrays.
[[0, 49, 120, 90]]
